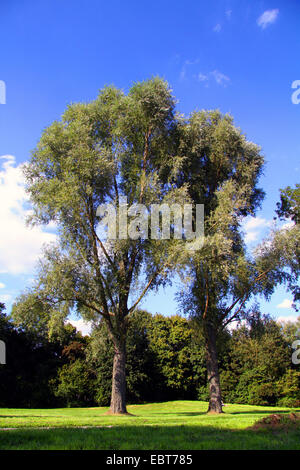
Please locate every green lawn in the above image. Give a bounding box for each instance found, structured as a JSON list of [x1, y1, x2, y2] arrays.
[[0, 401, 299, 450]]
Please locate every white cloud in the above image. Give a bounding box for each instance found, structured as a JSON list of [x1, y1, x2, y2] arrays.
[[198, 72, 209, 82], [0, 155, 56, 275], [213, 24, 222, 33], [68, 318, 92, 336], [179, 59, 230, 87], [277, 315, 299, 324], [180, 61, 229, 87], [244, 231, 259, 243], [257, 9, 279, 29], [0, 282, 5, 289], [0, 294, 12, 304], [210, 70, 230, 86], [213, 10, 232, 33], [243, 216, 271, 243], [196, 70, 230, 87], [179, 67, 186, 81], [277, 299, 293, 309], [179, 59, 200, 81], [243, 216, 295, 245], [227, 319, 247, 331], [281, 220, 295, 231], [211, 70, 230, 86], [244, 217, 268, 231]]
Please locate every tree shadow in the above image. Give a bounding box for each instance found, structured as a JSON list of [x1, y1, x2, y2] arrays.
[[0, 415, 48, 418], [228, 409, 300, 415], [0, 424, 300, 450], [148, 412, 207, 416]]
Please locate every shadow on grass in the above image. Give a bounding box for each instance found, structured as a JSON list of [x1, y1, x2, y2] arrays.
[[0, 424, 300, 450], [146, 409, 300, 416], [0, 415, 50, 419], [147, 412, 207, 416], [228, 409, 300, 415]]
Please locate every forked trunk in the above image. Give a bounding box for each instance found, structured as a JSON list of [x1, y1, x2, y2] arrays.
[[204, 321, 223, 414], [109, 340, 127, 414]]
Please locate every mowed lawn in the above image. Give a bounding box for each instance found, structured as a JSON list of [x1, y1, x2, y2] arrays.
[[0, 401, 300, 450]]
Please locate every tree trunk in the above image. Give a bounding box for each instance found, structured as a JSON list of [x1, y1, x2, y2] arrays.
[[109, 339, 127, 414], [204, 321, 223, 414]]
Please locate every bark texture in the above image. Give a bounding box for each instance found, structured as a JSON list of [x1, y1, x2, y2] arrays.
[[204, 321, 223, 414], [109, 340, 127, 414]]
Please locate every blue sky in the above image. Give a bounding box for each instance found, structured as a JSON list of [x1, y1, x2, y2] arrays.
[[0, 0, 299, 333]]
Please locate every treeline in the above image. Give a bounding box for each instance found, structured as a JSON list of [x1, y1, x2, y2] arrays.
[[0, 302, 299, 408]]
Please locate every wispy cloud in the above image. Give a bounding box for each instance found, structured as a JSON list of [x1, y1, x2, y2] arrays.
[[198, 72, 209, 82], [210, 70, 230, 86], [179, 59, 199, 81], [179, 57, 230, 87], [179, 59, 231, 87], [213, 9, 232, 33], [213, 23, 222, 33], [195, 69, 230, 87], [277, 299, 293, 309], [257, 9, 279, 29]]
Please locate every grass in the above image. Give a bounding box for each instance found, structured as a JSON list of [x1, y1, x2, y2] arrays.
[[0, 401, 300, 450]]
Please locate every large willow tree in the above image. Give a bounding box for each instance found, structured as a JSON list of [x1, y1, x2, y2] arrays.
[[174, 110, 266, 413], [13, 78, 188, 414], [175, 111, 299, 413]]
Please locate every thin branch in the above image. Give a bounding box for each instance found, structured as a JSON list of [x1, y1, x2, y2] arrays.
[[222, 294, 248, 329], [203, 277, 209, 319], [221, 267, 273, 321], [83, 196, 116, 270], [139, 126, 151, 204], [128, 261, 170, 314], [128, 274, 157, 314]]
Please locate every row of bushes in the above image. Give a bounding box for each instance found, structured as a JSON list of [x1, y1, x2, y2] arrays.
[[1, 302, 300, 408], [54, 311, 300, 408]]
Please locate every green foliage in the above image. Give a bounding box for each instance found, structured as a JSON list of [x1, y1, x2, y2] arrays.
[[276, 369, 300, 407], [254, 219, 300, 306], [280, 316, 300, 344], [54, 312, 207, 406], [86, 310, 156, 405], [276, 184, 300, 224], [52, 336, 97, 407], [17, 77, 186, 334], [0, 302, 88, 408], [54, 359, 97, 407], [0, 308, 61, 407], [175, 111, 270, 365], [220, 314, 292, 406], [125, 311, 155, 403], [147, 315, 195, 398]]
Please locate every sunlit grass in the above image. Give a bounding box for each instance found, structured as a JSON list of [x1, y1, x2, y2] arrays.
[[0, 401, 299, 449]]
